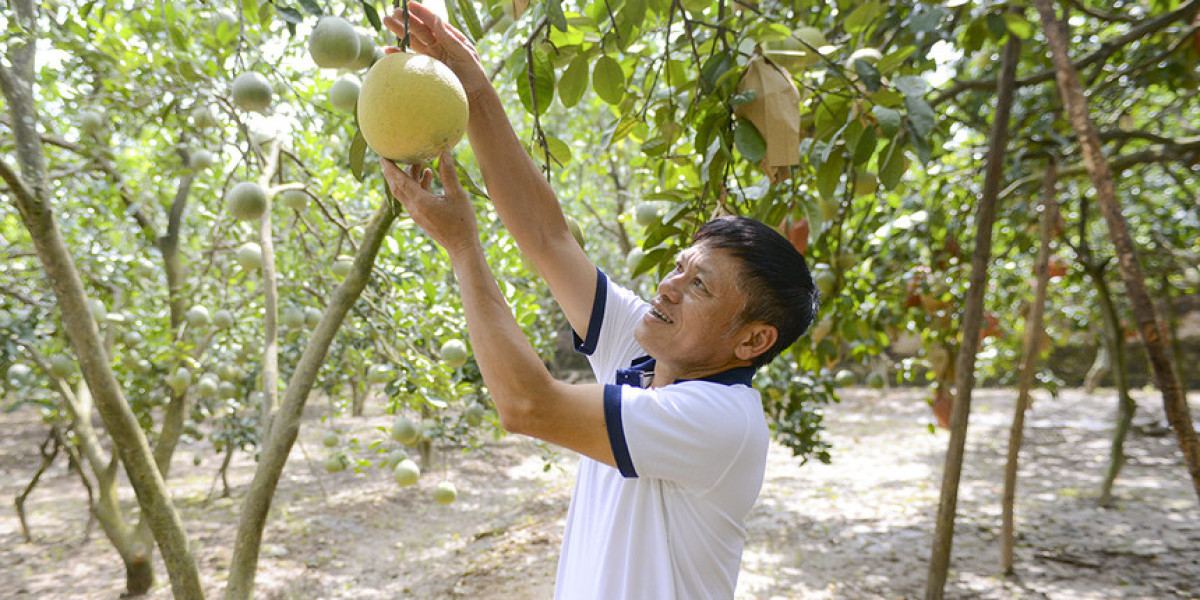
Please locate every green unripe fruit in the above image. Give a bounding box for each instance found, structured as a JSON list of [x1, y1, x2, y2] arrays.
[[348, 30, 377, 70], [189, 149, 215, 171], [866, 372, 886, 390], [88, 298, 107, 322], [439, 339, 468, 369], [279, 189, 309, 211], [230, 71, 273, 112], [281, 307, 305, 329], [834, 370, 856, 387], [328, 75, 361, 113], [324, 454, 349, 473], [226, 182, 267, 221], [212, 309, 235, 330], [391, 416, 420, 445], [80, 110, 104, 135], [433, 481, 457, 504], [814, 269, 835, 297], [634, 202, 660, 227], [186, 306, 211, 327], [367, 364, 392, 384], [191, 104, 219, 128], [464, 402, 485, 427], [236, 242, 263, 271], [846, 48, 884, 73], [393, 459, 420, 486], [625, 247, 646, 273], [322, 431, 339, 448], [304, 307, 322, 329], [566, 216, 585, 248], [167, 367, 191, 395], [331, 256, 354, 279], [49, 355, 75, 379], [7, 363, 34, 386], [308, 16, 360, 69], [196, 376, 219, 397], [218, 381, 238, 400], [384, 449, 407, 470]]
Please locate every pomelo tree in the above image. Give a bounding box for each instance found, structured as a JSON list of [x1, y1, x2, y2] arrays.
[[2, 0, 1197, 599]]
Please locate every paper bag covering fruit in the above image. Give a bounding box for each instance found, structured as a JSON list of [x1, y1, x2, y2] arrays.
[[735, 53, 802, 183]]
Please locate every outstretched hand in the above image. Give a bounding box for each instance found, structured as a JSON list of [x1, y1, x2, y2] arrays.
[[381, 152, 479, 258], [382, 2, 488, 98]]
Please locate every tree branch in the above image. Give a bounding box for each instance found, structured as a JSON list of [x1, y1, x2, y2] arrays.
[[932, 0, 1200, 107]]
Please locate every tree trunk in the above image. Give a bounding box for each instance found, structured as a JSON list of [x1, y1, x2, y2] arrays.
[[257, 142, 284, 440], [925, 27, 1022, 600], [1001, 163, 1057, 574], [0, 3, 202, 597], [1033, 0, 1200, 503], [1090, 262, 1136, 507], [124, 555, 155, 597], [224, 200, 399, 600]]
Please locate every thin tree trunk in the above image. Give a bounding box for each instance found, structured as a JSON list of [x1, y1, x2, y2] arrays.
[[258, 142, 284, 440], [1001, 163, 1058, 574], [1033, 0, 1200, 503], [225, 200, 399, 600], [926, 26, 1022, 600], [0, 2, 202, 597], [15, 427, 60, 542], [1091, 263, 1136, 506]]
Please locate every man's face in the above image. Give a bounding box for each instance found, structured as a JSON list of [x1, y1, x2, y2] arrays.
[[634, 243, 751, 375]]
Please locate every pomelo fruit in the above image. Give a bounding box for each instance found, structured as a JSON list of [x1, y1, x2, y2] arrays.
[[439, 339, 468, 369], [328, 75, 360, 112], [357, 53, 469, 164], [226, 182, 267, 221], [308, 16, 360, 69], [231, 71, 272, 112]]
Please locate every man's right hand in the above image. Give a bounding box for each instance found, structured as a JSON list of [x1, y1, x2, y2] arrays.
[[382, 2, 489, 102]]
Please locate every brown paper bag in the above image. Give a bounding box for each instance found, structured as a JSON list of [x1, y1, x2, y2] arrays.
[[735, 53, 802, 180]]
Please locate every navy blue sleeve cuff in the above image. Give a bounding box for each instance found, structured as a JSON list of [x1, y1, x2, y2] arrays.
[[603, 384, 638, 478], [572, 268, 608, 356]]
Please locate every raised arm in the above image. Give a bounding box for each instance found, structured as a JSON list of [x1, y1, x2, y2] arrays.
[[381, 154, 615, 468], [384, 4, 599, 338]]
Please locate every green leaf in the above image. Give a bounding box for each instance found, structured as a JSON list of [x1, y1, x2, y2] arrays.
[[276, 6, 303, 24], [893, 75, 928, 99], [904, 95, 936, 138], [816, 152, 844, 201], [592, 56, 626, 105], [454, 0, 482, 39], [514, 47, 556, 116], [546, 0, 568, 32], [873, 106, 902, 138], [604, 115, 639, 148], [878, 140, 907, 190], [700, 52, 734, 93], [904, 118, 932, 165], [853, 60, 881, 93], [908, 6, 944, 33], [851, 126, 876, 166], [297, 0, 322, 17], [1002, 13, 1033, 39], [361, 1, 382, 31], [558, 54, 589, 108], [349, 128, 367, 181], [844, 0, 880, 33], [734, 118, 766, 163]]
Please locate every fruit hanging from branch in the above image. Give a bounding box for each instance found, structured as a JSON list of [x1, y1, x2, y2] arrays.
[[357, 53, 469, 164]]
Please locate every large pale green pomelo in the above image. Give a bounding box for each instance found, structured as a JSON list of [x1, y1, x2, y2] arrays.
[[357, 53, 469, 164], [226, 181, 267, 221], [308, 16, 360, 69], [231, 72, 272, 112]]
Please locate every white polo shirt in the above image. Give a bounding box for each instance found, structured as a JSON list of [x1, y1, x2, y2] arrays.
[[554, 270, 770, 600]]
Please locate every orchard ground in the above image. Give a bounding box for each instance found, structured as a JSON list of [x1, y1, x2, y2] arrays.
[[2, 387, 1198, 600]]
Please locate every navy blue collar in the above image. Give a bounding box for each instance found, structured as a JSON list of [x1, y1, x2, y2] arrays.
[[615, 356, 755, 389]]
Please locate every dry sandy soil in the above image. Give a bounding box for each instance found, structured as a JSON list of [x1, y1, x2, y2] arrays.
[[1, 387, 1197, 600]]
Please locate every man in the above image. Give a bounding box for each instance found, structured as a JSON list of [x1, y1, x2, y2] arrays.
[[380, 5, 818, 598]]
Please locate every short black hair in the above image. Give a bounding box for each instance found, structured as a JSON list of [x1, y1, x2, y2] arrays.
[[693, 215, 819, 369]]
